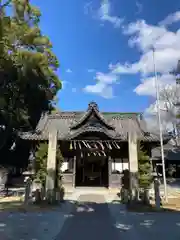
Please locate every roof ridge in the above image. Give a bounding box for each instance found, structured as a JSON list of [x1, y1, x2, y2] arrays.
[[70, 104, 115, 130], [45, 111, 142, 119], [49, 111, 142, 114]]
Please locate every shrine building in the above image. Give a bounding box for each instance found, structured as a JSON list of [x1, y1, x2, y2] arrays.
[[20, 102, 162, 191]]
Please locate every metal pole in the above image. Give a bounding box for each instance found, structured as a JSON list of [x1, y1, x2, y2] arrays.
[[152, 48, 168, 202], [175, 69, 180, 145]]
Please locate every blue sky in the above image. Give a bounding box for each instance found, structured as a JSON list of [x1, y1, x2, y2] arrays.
[[32, 0, 180, 112]]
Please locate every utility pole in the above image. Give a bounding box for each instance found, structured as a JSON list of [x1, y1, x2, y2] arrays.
[[175, 60, 180, 144], [152, 48, 168, 202]]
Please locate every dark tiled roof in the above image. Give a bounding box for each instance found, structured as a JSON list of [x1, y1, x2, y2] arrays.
[[19, 102, 163, 141], [152, 139, 180, 161], [19, 114, 159, 142]]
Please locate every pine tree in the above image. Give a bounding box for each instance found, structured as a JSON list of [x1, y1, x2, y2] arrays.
[[34, 142, 48, 186], [138, 143, 153, 204], [55, 146, 64, 189], [35, 142, 64, 189]]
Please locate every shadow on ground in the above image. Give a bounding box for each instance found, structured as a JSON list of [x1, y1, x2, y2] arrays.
[[56, 194, 180, 240], [0, 199, 77, 240], [1, 194, 180, 240]]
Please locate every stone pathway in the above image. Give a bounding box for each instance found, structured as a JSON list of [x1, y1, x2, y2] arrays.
[[56, 194, 120, 240]]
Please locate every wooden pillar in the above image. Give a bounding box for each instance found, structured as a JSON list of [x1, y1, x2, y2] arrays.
[[46, 129, 57, 200], [128, 132, 138, 201], [73, 155, 76, 188], [108, 156, 112, 188]]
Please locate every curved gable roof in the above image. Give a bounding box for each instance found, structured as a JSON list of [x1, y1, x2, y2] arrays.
[[70, 102, 115, 130], [18, 102, 164, 142]]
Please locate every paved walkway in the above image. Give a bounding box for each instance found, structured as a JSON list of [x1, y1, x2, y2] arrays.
[[56, 194, 120, 240]]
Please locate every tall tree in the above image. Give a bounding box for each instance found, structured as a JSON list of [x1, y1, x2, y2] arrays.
[[0, 0, 61, 152]]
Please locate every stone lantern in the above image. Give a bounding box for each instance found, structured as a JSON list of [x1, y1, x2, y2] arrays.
[[152, 171, 162, 209]]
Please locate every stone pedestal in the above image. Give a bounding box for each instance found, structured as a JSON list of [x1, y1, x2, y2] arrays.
[[154, 178, 161, 209], [24, 177, 32, 205], [46, 129, 57, 201]]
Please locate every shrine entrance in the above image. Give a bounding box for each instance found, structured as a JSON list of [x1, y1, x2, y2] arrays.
[[75, 155, 109, 187]]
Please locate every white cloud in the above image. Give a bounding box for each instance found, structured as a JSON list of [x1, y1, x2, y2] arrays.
[[135, 1, 143, 15], [66, 68, 72, 73], [111, 16, 180, 97], [84, 10, 180, 103], [159, 11, 180, 26], [145, 101, 176, 133], [87, 69, 95, 72], [146, 99, 174, 116], [98, 0, 123, 28], [95, 72, 118, 84], [109, 62, 139, 74], [110, 47, 180, 77], [83, 72, 118, 98], [123, 20, 166, 51], [144, 112, 173, 133], [134, 74, 175, 96], [84, 1, 93, 15], [145, 83, 180, 131], [72, 88, 77, 93], [84, 82, 114, 99]]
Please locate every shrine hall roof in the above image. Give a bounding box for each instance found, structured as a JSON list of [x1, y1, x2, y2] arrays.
[[19, 102, 163, 142]]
